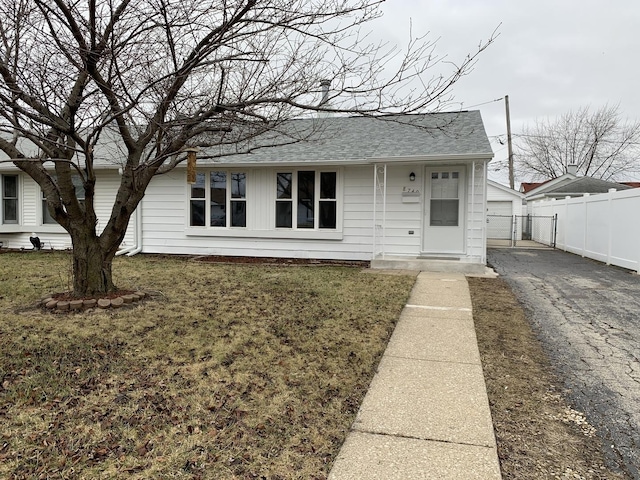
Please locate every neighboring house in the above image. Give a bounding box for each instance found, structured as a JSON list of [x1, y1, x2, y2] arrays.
[[519, 181, 548, 193], [0, 111, 494, 272], [486, 180, 525, 240], [524, 175, 632, 202]]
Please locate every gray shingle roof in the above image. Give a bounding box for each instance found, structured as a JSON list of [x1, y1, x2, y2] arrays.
[[198, 110, 492, 165], [536, 177, 632, 196], [1, 110, 492, 170]]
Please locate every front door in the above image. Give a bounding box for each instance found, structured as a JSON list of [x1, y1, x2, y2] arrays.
[[422, 167, 466, 254]]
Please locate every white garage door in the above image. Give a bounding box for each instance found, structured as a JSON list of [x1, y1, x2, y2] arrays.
[[487, 201, 513, 239]]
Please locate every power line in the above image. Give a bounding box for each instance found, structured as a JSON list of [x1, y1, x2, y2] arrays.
[[513, 132, 640, 146], [463, 97, 504, 110]]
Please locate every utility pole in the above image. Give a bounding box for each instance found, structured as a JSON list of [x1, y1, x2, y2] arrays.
[[505, 95, 515, 189]]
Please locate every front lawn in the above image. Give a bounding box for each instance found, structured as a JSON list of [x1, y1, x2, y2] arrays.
[[0, 252, 414, 479]]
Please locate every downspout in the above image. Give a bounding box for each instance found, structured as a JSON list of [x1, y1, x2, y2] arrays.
[[126, 201, 143, 256], [115, 245, 135, 256]]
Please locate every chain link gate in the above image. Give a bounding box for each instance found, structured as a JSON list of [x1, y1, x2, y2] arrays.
[[487, 214, 557, 247]]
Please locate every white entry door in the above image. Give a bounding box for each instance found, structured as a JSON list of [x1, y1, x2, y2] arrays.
[[422, 167, 466, 254]]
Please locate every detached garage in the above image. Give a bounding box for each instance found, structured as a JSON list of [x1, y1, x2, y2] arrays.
[[486, 180, 524, 241]]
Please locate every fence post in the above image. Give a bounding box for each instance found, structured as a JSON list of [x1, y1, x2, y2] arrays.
[[582, 193, 590, 257], [607, 188, 615, 265], [564, 196, 570, 252], [553, 213, 558, 248], [511, 215, 516, 247]]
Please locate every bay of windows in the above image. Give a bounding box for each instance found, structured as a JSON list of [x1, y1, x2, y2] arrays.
[[190, 171, 247, 227], [276, 170, 337, 229]]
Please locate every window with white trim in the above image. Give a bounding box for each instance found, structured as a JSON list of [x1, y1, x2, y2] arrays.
[[2, 175, 18, 224], [190, 171, 247, 227], [430, 171, 459, 226], [42, 175, 85, 224], [276, 170, 337, 229]]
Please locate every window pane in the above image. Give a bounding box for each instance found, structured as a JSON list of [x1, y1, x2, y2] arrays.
[[231, 201, 246, 227], [231, 173, 246, 199], [320, 172, 336, 199], [43, 200, 56, 224], [210, 171, 227, 227], [3, 176, 17, 223], [3, 199, 17, 222], [277, 173, 292, 199], [431, 175, 458, 199], [190, 200, 205, 226], [72, 175, 85, 200], [276, 201, 292, 228], [430, 199, 459, 226], [297, 171, 314, 228], [319, 201, 336, 229], [191, 173, 205, 198], [3, 176, 17, 198]]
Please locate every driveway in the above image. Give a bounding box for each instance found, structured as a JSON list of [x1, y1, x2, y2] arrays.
[[488, 248, 640, 479]]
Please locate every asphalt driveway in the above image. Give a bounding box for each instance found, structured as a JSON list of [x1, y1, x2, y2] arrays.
[[488, 248, 640, 479]]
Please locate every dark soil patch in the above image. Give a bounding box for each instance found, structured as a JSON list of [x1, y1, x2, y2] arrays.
[[194, 255, 370, 268], [468, 276, 628, 479]]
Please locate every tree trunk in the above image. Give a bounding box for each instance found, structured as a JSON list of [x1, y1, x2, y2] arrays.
[[71, 229, 117, 297]]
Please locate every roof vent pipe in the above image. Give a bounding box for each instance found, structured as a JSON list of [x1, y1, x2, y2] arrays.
[[319, 79, 330, 106]]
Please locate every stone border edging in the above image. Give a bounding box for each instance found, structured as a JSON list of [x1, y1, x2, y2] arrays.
[[40, 291, 148, 312]]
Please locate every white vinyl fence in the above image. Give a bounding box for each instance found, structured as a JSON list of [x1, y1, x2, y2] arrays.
[[529, 188, 640, 273]]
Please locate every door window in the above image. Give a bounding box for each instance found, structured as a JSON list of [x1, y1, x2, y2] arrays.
[[430, 171, 459, 226]]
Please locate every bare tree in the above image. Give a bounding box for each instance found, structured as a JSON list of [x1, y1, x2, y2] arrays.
[[516, 105, 640, 181], [0, 0, 494, 296]]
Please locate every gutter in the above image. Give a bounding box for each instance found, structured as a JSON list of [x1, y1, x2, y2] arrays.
[[183, 153, 495, 169]]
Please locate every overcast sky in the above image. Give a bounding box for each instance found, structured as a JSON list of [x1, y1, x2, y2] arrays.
[[374, 0, 640, 184]]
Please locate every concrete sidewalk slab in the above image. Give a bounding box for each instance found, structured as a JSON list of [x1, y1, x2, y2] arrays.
[[407, 275, 472, 309], [352, 355, 495, 447], [384, 312, 480, 364], [328, 271, 501, 480], [328, 432, 501, 480]]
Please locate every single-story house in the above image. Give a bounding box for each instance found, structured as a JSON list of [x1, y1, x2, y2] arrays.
[[0, 111, 494, 273], [520, 164, 632, 203], [524, 175, 632, 203]]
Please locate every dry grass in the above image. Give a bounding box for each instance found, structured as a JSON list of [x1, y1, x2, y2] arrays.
[[0, 252, 415, 479], [469, 277, 628, 480]]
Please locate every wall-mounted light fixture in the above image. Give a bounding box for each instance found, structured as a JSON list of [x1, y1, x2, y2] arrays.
[[409, 172, 416, 182]]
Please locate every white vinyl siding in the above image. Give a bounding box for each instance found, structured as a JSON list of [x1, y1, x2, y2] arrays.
[[139, 161, 489, 264], [0, 170, 135, 250]]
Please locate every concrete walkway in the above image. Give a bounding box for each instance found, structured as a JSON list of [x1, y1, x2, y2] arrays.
[[328, 271, 501, 480]]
